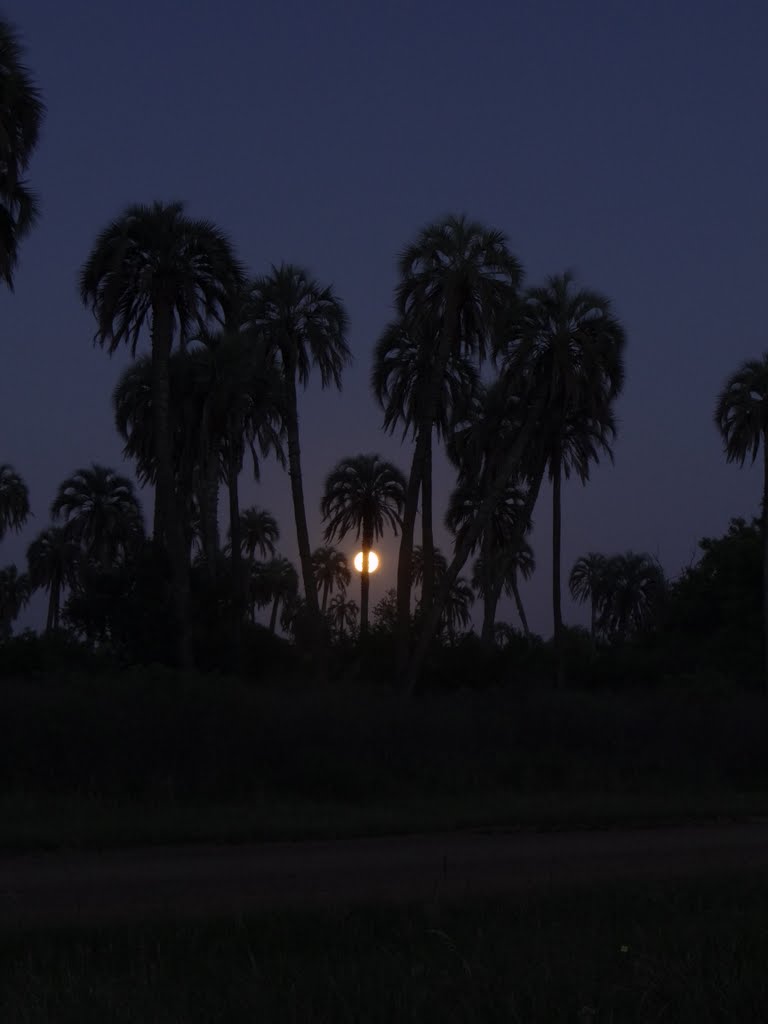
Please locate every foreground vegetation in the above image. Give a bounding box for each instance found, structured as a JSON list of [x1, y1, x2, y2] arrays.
[[4, 875, 768, 1021]]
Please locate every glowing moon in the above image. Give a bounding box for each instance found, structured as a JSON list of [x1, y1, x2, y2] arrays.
[[354, 551, 379, 573]]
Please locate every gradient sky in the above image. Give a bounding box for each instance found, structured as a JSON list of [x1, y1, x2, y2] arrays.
[[2, 0, 767, 637]]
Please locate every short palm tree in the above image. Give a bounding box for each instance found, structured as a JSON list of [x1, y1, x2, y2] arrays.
[[472, 539, 535, 641], [81, 200, 244, 664], [328, 593, 359, 639], [599, 552, 666, 643], [387, 215, 522, 663], [410, 544, 448, 590], [506, 272, 626, 680], [312, 546, 351, 614], [440, 576, 474, 644], [27, 526, 81, 632], [0, 18, 45, 289], [251, 556, 299, 633], [569, 552, 610, 643], [321, 453, 406, 635], [51, 464, 144, 568], [715, 354, 768, 690], [0, 564, 29, 638], [236, 506, 279, 560], [246, 265, 350, 633], [0, 463, 30, 539]]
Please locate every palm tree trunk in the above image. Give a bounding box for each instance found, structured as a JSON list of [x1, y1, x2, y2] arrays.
[[511, 573, 530, 638], [396, 300, 458, 673], [199, 408, 219, 574], [421, 430, 434, 620], [284, 371, 320, 628], [480, 530, 496, 650], [46, 583, 57, 634], [322, 580, 330, 615], [151, 299, 192, 668], [360, 529, 373, 636], [763, 430, 768, 695], [269, 595, 279, 633], [405, 412, 548, 693], [552, 444, 564, 687], [228, 447, 243, 654]]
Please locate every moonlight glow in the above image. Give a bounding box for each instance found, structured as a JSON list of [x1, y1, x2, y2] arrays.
[[354, 551, 379, 573]]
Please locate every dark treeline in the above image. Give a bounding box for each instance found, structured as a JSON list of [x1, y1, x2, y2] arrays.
[[1, 15, 766, 694]]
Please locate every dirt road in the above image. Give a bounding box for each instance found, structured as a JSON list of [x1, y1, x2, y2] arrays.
[[2, 823, 768, 930]]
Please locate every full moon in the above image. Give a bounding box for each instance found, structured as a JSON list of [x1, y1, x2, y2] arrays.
[[354, 551, 379, 573]]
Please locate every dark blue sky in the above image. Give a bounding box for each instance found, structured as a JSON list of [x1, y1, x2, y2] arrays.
[[2, 0, 767, 636]]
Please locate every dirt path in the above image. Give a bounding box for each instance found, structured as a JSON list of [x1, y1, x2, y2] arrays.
[[2, 823, 768, 930]]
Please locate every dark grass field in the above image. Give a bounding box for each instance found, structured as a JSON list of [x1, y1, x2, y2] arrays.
[[2, 669, 768, 849], [3, 874, 768, 1022]]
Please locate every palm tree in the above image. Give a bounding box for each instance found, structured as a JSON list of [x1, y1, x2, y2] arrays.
[[246, 265, 350, 633], [0, 564, 29, 638], [373, 316, 479, 620], [235, 506, 279, 560], [251, 556, 299, 633], [439, 576, 474, 644], [321, 453, 406, 635], [51, 465, 144, 568], [506, 272, 625, 681], [472, 539, 535, 641], [328, 592, 358, 639], [599, 552, 666, 643], [0, 463, 30, 539], [0, 18, 45, 289], [312, 546, 351, 614], [27, 526, 81, 632], [569, 552, 610, 644], [410, 544, 448, 590], [80, 200, 244, 664], [716, 354, 768, 690], [386, 216, 522, 665]]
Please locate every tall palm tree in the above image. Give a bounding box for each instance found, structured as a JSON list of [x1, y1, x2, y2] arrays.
[[387, 216, 522, 665], [80, 200, 244, 664], [321, 453, 406, 635], [569, 552, 610, 644], [0, 18, 45, 290], [372, 316, 479, 621], [0, 564, 29, 638], [328, 592, 358, 639], [246, 265, 350, 633], [27, 526, 81, 632], [312, 546, 351, 614], [0, 463, 29, 539], [715, 353, 768, 689], [51, 465, 144, 568], [506, 272, 625, 681]]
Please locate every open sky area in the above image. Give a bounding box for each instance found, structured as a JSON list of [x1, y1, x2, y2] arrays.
[[2, 0, 766, 637]]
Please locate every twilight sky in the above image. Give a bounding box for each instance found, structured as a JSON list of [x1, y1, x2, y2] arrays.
[[2, 0, 767, 637]]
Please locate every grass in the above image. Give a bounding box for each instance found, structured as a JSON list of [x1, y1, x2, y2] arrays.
[[4, 873, 768, 1021], [3, 669, 768, 849]]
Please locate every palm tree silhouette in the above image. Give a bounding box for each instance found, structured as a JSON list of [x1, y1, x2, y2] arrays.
[[716, 354, 768, 689], [506, 272, 625, 682], [388, 215, 521, 666], [0, 18, 45, 289], [599, 552, 666, 643], [50, 465, 144, 569], [439, 575, 474, 644], [410, 544, 448, 590], [0, 464, 30, 540], [372, 315, 479, 622], [80, 200, 244, 664], [312, 546, 351, 614], [251, 556, 299, 633], [472, 540, 535, 641], [0, 564, 29, 638], [321, 454, 406, 635], [236, 507, 280, 561], [27, 526, 81, 633], [246, 265, 350, 635], [328, 592, 358, 639], [569, 552, 610, 644]]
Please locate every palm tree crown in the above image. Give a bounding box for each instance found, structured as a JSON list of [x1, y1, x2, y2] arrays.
[[312, 546, 351, 614], [51, 464, 144, 567], [322, 453, 406, 635], [0, 463, 30, 539]]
